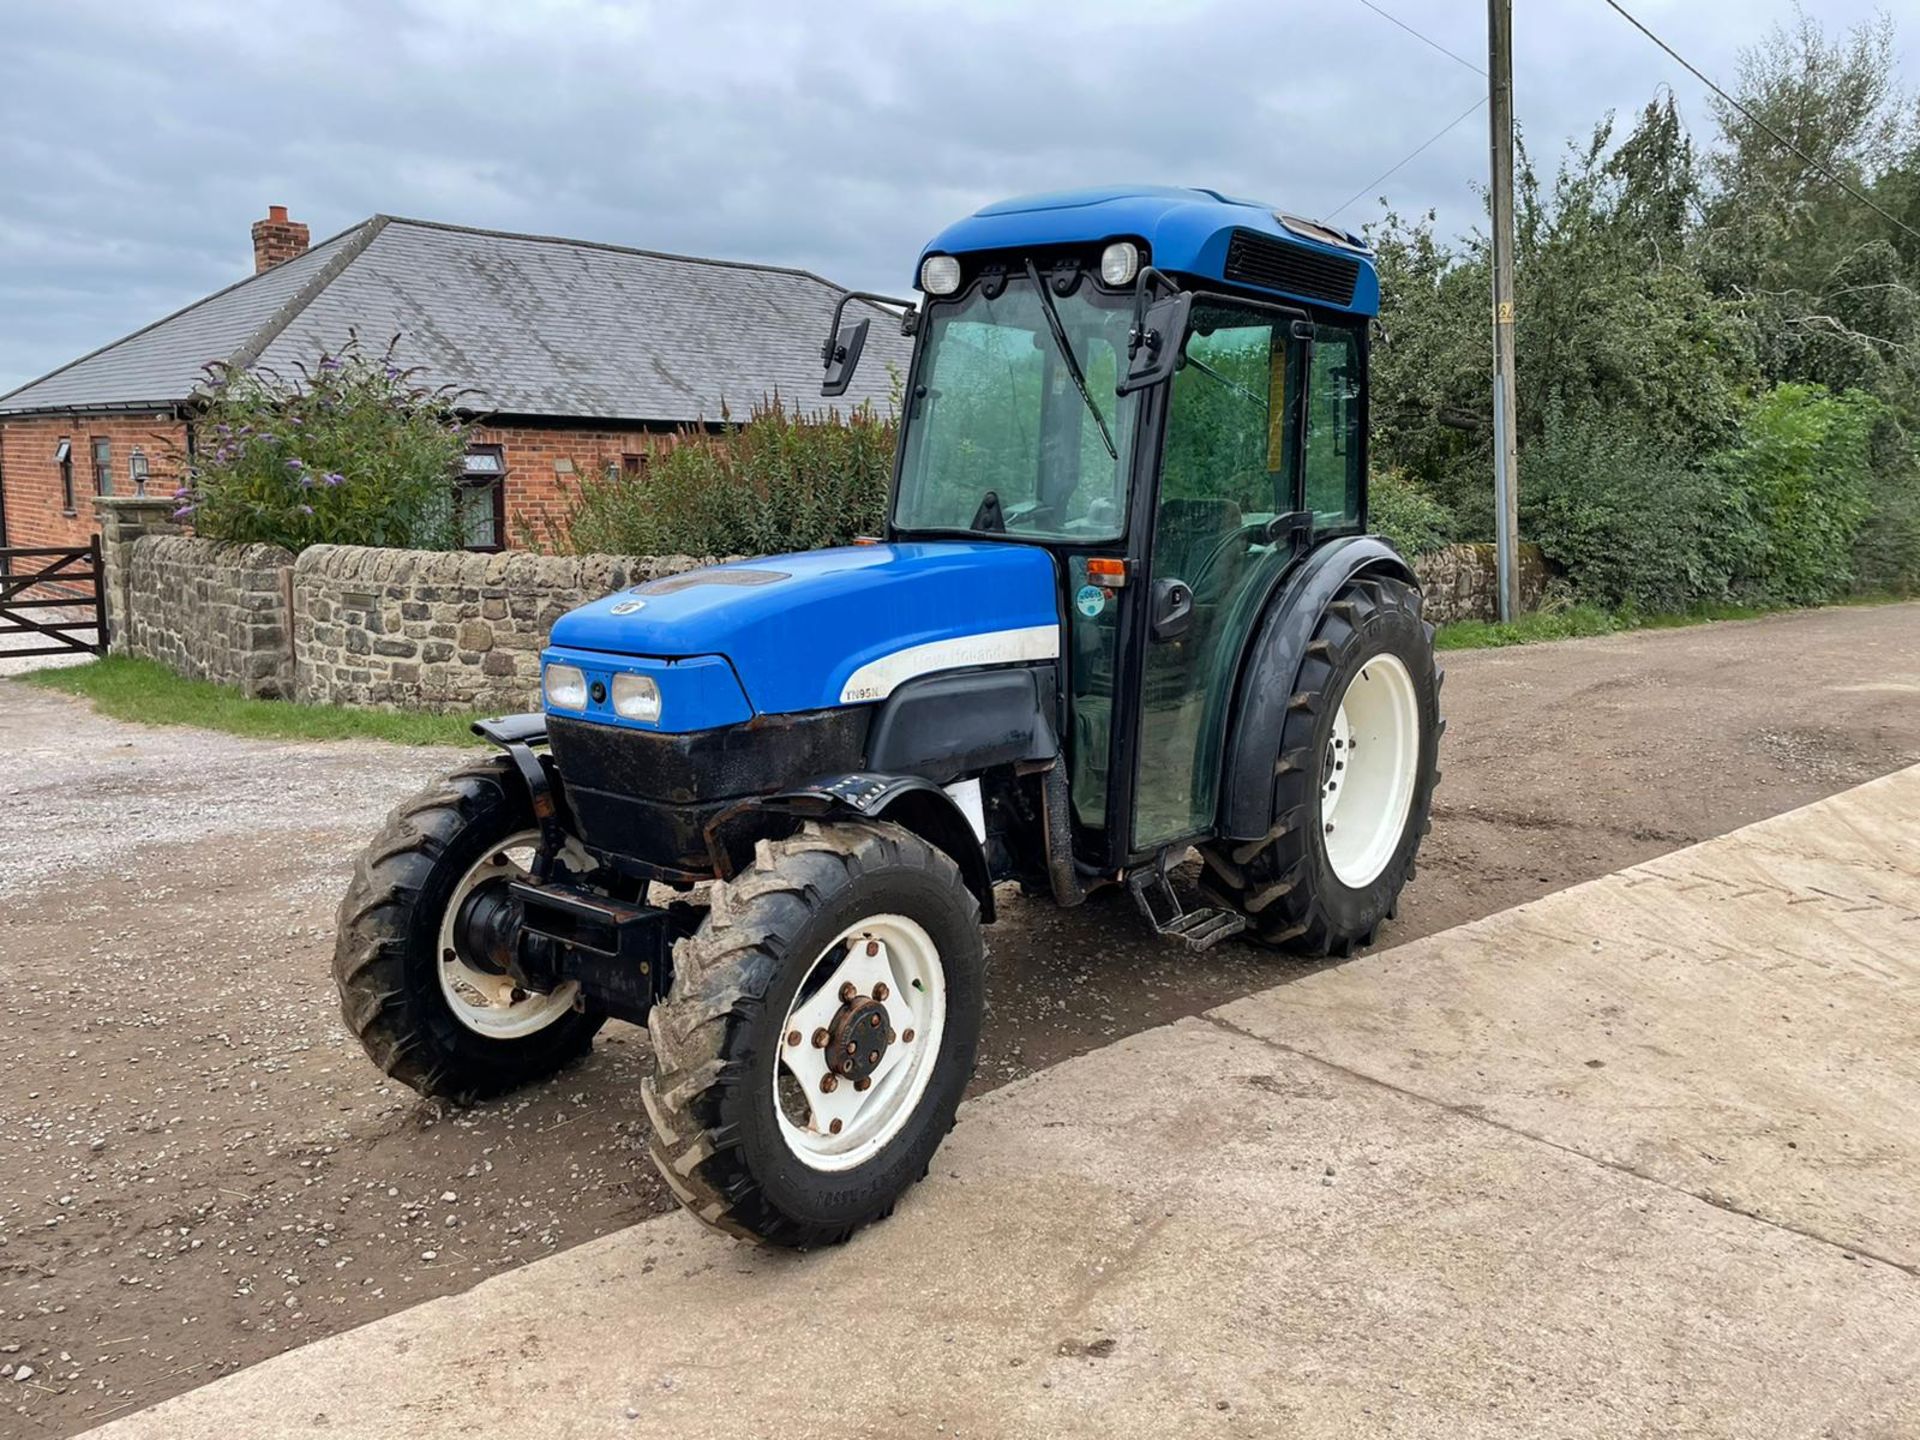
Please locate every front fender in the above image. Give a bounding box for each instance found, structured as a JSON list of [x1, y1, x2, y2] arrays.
[[1217, 537, 1419, 842], [748, 772, 996, 923], [471, 712, 568, 866]]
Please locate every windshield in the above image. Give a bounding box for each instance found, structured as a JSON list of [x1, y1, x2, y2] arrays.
[[892, 276, 1140, 541]]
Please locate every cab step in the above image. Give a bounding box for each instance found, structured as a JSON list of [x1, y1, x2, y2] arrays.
[[1127, 861, 1247, 952]]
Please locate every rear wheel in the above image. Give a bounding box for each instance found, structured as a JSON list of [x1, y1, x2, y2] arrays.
[[642, 821, 984, 1248], [1202, 574, 1441, 955]]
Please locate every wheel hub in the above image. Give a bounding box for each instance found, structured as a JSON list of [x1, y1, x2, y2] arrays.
[[825, 989, 894, 1083], [453, 879, 521, 978]]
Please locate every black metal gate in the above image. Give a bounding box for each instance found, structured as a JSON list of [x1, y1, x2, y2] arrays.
[[0, 539, 107, 658]]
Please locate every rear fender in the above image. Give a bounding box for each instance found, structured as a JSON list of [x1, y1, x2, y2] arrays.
[[725, 772, 996, 923], [1217, 538, 1419, 843]]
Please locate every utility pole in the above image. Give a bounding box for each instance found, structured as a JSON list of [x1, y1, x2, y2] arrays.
[[1487, 0, 1521, 622]]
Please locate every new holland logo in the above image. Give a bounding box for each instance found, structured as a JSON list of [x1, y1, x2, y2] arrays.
[[609, 598, 647, 616]]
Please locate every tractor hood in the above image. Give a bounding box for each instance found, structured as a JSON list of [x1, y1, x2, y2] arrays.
[[545, 543, 1060, 729]]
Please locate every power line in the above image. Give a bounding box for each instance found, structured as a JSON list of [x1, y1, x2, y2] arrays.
[[1327, 95, 1488, 221], [1598, 0, 1920, 244], [1355, 0, 1486, 77]]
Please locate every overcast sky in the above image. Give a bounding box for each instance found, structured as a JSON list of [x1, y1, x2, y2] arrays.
[[0, 0, 1908, 394]]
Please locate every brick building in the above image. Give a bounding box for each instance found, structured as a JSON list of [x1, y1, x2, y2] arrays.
[[0, 206, 910, 552]]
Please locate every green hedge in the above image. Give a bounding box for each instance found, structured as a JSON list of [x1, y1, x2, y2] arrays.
[[1520, 384, 1912, 613], [529, 402, 895, 557]]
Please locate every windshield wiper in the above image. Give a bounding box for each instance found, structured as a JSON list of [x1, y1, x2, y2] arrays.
[[1024, 260, 1116, 461]]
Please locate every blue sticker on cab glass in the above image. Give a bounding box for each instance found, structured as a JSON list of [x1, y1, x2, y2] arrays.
[[1075, 583, 1107, 618]]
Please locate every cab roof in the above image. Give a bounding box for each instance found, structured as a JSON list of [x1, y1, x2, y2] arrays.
[[919, 186, 1380, 318]]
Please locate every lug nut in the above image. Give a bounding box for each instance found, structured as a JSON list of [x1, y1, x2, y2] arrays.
[[868, 1013, 882, 1029], [845, 1040, 857, 1055], [786, 1029, 802, 1047], [885, 1029, 896, 1044], [873, 981, 890, 1002], [829, 1118, 844, 1134], [854, 1077, 872, 1092], [820, 1075, 838, 1094], [812, 1028, 829, 1048], [839, 982, 857, 1002], [865, 941, 880, 956], [902, 1029, 915, 1043], [867, 1050, 879, 1065]]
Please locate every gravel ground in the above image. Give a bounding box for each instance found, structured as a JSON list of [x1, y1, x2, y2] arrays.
[[3, 599, 1919, 1435]]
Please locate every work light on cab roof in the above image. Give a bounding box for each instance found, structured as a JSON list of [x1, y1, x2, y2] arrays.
[[333, 183, 1440, 1254]]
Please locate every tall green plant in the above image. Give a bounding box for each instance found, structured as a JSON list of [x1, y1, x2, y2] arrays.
[[529, 400, 897, 558], [1368, 468, 1457, 558], [177, 335, 468, 552], [1714, 384, 1881, 604]]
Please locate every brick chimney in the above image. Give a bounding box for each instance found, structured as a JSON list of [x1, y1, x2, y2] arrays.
[[251, 205, 310, 273]]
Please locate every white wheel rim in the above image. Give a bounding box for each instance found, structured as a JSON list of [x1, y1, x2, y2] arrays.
[[771, 914, 948, 1173], [436, 830, 580, 1040], [1321, 653, 1421, 889]]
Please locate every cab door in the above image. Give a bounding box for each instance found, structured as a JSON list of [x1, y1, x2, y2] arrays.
[[1127, 299, 1309, 852]]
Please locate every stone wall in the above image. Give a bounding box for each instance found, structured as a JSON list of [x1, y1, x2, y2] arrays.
[[1414, 542, 1549, 624], [96, 518, 1557, 715], [123, 534, 295, 697], [291, 546, 707, 712]]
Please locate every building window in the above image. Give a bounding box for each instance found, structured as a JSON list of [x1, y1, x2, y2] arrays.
[[55, 438, 74, 513], [92, 436, 113, 497], [458, 445, 507, 551], [621, 453, 647, 477]]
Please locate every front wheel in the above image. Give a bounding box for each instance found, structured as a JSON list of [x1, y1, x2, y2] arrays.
[[333, 759, 606, 1103], [642, 821, 984, 1248], [1202, 573, 1442, 956]]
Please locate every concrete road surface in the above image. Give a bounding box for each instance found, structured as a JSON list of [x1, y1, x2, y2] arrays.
[[88, 764, 1920, 1439]]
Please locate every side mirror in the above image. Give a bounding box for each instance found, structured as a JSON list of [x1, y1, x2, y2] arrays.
[[821, 317, 870, 398], [1118, 292, 1192, 396]]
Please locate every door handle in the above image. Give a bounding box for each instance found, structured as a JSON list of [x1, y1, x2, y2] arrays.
[[1150, 577, 1194, 641]]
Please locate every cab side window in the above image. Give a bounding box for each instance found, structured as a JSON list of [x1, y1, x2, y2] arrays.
[[1303, 325, 1363, 532]]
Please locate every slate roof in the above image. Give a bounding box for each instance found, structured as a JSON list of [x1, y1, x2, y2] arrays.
[[0, 217, 912, 422]]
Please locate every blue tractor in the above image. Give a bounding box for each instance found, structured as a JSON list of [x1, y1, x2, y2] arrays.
[[335, 187, 1442, 1247]]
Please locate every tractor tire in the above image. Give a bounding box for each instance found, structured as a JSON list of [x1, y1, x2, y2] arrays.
[[643, 821, 985, 1249], [1201, 573, 1442, 957], [333, 757, 606, 1103]]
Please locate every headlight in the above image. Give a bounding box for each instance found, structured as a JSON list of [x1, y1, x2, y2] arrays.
[[543, 662, 588, 712], [919, 254, 962, 296], [1100, 241, 1141, 286], [611, 671, 662, 724]]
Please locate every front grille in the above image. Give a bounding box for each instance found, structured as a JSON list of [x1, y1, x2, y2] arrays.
[[1222, 229, 1361, 306], [547, 709, 869, 806], [547, 709, 869, 868]]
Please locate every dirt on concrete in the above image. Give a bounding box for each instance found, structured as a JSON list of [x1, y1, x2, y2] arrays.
[[2, 601, 1917, 1435]]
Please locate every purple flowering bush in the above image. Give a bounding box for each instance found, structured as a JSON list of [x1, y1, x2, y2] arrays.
[[175, 335, 469, 552]]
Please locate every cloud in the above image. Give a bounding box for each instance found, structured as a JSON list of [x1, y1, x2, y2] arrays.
[[0, 0, 1905, 392]]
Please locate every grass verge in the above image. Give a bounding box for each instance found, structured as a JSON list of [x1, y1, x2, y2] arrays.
[[1433, 594, 1908, 651], [15, 656, 485, 747]]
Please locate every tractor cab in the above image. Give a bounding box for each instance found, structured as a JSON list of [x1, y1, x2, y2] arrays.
[[834, 186, 1380, 873]]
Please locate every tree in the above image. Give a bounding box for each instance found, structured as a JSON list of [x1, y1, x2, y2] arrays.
[[1701, 7, 1920, 418]]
